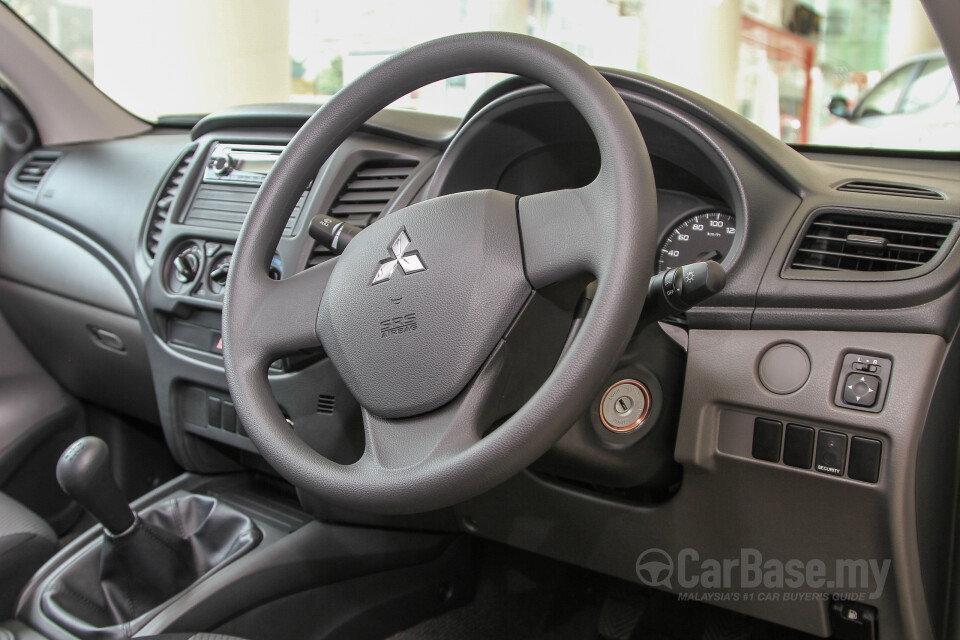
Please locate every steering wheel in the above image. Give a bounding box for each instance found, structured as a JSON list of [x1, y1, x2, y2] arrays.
[[222, 32, 657, 514]]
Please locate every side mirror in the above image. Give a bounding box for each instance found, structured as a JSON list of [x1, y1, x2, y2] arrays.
[[828, 95, 852, 119]]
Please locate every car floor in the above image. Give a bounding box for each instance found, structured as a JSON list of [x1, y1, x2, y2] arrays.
[[389, 541, 823, 640]]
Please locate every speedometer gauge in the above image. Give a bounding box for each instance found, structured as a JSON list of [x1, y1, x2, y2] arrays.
[[657, 211, 736, 273]]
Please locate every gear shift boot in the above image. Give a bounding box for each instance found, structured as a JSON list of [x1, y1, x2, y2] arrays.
[[40, 495, 261, 640]]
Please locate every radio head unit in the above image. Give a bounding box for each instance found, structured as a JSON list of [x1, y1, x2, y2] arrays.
[[204, 144, 284, 186]]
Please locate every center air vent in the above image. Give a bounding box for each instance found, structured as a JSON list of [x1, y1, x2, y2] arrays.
[[307, 159, 419, 268], [836, 180, 944, 200], [146, 146, 196, 259], [790, 211, 954, 274], [15, 151, 60, 188]]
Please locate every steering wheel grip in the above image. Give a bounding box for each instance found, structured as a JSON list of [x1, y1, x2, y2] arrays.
[[223, 32, 657, 514]]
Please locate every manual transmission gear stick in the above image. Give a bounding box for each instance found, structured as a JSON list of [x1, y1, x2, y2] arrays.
[[56, 436, 136, 536], [44, 437, 262, 638]]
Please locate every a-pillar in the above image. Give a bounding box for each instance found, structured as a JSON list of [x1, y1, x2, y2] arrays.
[[886, 0, 940, 67]]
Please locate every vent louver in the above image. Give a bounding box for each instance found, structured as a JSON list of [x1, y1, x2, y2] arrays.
[[307, 159, 418, 269], [15, 151, 60, 188], [836, 180, 944, 200], [790, 211, 953, 273], [317, 395, 335, 414], [146, 146, 196, 259]]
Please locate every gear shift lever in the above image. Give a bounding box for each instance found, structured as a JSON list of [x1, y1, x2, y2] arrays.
[[44, 437, 262, 637], [56, 436, 136, 536]]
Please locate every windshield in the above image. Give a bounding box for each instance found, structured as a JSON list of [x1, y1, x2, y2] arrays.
[[2, 0, 956, 152]]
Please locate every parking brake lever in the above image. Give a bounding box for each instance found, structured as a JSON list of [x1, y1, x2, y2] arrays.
[[643, 260, 726, 322]]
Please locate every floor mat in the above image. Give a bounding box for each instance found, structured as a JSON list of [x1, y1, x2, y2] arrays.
[[388, 541, 830, 640], [388, 542, 603, 639]]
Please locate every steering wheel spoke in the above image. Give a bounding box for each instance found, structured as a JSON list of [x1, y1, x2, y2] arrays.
[[517, 177, 615, 289], [361, 339, 511, 471], [227, 258, 335, 368]]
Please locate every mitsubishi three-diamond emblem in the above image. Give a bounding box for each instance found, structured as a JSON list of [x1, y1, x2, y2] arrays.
[[371, 227, 427, 285]]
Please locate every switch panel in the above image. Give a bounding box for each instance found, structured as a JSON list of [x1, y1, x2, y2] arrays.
[[834, 353, 892, 413]]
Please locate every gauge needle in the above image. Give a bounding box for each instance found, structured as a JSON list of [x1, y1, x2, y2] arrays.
[[696, 250, 722, 263]]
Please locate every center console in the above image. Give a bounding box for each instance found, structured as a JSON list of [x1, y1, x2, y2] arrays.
[[137, 126, 438, 475], [16, 457, 468, 640]]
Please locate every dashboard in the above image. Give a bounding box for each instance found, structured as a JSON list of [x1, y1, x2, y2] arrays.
[[3, 69, 960, 639]]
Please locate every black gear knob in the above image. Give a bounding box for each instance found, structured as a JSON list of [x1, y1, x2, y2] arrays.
[[57, 437, 136, 536]]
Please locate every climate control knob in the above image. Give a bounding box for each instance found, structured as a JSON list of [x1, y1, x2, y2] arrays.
[[168, 243, 203, 294], [207, 253, 231, 294], [174, 249, 200, 283]]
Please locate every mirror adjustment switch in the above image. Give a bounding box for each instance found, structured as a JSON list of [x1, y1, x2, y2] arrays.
[[848, 437, 882, 483], [752, 418, 782, 462], [783, 424, 815, 469], [842, 373, 880, 407], [835, 353, 892, 413], [816, 430, 847, 476]]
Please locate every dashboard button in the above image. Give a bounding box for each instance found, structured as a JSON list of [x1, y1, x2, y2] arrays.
[[752, 418, 782, 462], [848, 437, 882, 483], [221, 402, 237, 433], [783, 424, 815, 469], [206, 396, 221, 428], [842, 373, 881, 407], [815, 430, 847, 476]]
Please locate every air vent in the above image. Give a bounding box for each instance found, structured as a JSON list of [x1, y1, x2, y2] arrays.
[[146, 146, 196, 259], [307, 159, 419, 268], [790, 211, 953, 273], [837, 180, 944, 200], [317, 394, 335, 415], [183, 184, 307, 234], [15, 151, 60, 188]]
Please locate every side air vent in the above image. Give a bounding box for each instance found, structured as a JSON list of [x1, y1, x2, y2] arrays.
[[316, 394, 336, 415], [837, 180, 944, 200], [307, 159, 419, 268], [15, 151, 60, 188], [790, 211, 954, 273], [146, 146, 196, 258]]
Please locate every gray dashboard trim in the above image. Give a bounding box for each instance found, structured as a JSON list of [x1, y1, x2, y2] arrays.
[[0, 210, 134, 316], [460, 329, 947, 640], [190, 103, 460, 148], [0, 200, 146, 321]]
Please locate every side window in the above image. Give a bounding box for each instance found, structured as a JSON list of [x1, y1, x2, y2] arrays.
[[855, 63, 916, 118], [901, 58, 957, 113]]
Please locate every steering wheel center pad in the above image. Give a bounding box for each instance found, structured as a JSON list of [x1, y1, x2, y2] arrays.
[[317, 189, 530, 419]]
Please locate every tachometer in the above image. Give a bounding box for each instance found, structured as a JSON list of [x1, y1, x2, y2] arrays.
[[657, 211, 736, 273]]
